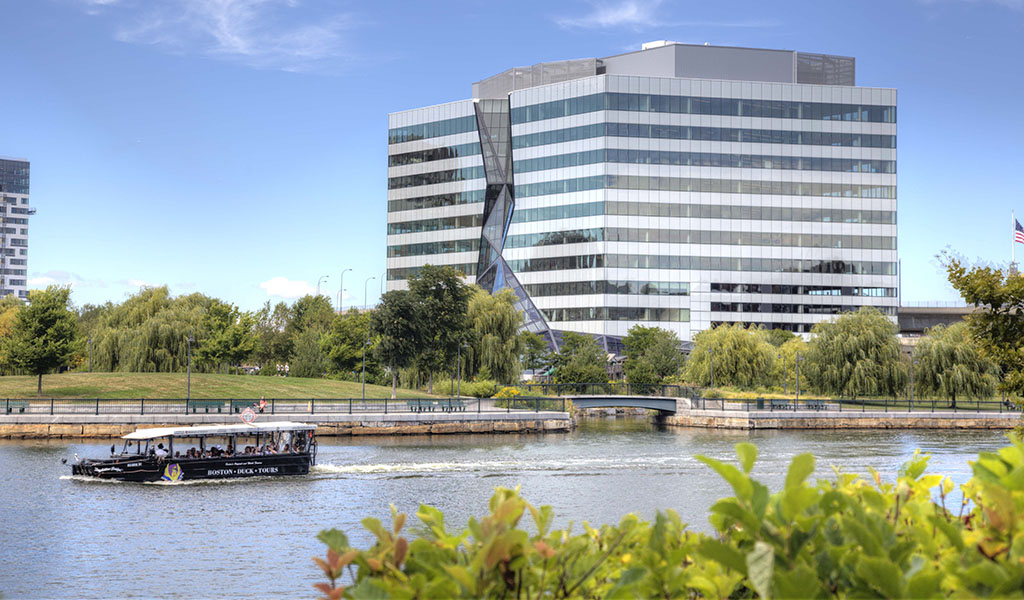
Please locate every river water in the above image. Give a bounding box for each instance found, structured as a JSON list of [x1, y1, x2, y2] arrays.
[[0, 418, 1012, 599]]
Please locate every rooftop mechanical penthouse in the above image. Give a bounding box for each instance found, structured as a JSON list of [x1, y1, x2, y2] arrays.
[[386, 42, 897, 350]]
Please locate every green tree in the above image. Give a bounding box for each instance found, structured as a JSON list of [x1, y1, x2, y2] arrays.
[[803, 307, 907, 398], [914, 322, 1000, 407], [408, 265, 471, 393], [194, 301, 257, 373], [552, 331, 607, 390], [520, 331, 551, 375], [466, 287, 523, 385], [251, 301, 292, 372], [622, 325, 682, 384], [765, 328, 796, 348], [289, 328, 330, 378], [773, 337, 808, 393], [944, 253, 1024, 394], [4, 286, 80, 395], [321, 308, 378, 378], [684, 323, 776, 388], [286, 295, 334, 338], [371, 290, 425, 398], [81, 287, 210, 372]]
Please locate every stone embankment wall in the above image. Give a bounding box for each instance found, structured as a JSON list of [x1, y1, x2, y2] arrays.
[[0, 418, 572, 439], [665, 410, 1020, 430]]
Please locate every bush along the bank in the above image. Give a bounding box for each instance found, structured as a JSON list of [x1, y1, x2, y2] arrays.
[[314, 437, 1024, 599]]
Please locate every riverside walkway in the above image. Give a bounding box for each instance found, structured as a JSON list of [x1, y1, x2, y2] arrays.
[[0, 397, 571, 438]]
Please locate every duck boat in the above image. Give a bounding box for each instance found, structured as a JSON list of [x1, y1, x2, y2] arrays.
[[70, 422, 317, 482]]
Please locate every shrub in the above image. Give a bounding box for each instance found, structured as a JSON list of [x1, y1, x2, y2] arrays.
[[462, 379, 497, 398], [492, 386, 521, 399], [314, 437, 1024, 599]]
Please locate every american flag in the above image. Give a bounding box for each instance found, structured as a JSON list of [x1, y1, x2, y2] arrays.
[[1016, 219, 1024, 244]]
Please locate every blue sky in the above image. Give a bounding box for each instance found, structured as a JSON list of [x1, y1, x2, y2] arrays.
[[2, 0, 1022, 311]]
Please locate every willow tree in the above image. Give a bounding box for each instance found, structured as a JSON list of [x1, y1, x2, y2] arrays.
[[371, 290, 425, 398], [773, 337, 808, 393], [804, 307, 906, 399], [467, 287, 523, 385], [683, 323, 776, 389], [914, 322, 1000, 407]]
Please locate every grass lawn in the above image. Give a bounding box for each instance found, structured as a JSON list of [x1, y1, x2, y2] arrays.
[[0, 372, 438, 399]]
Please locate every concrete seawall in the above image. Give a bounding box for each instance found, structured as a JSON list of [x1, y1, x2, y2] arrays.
[[0, 411, 572, 439], [664, 408, 1020, 430]]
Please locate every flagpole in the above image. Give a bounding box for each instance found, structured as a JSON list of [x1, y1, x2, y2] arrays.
[[1014, 210, 1016, 267]]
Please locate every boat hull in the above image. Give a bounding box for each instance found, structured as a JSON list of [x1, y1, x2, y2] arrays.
[[72, 453, 312, 482]]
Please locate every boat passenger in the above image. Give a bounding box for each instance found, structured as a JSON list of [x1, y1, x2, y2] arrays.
[[155, 443, 168, 458], [283, 443, 291, 453]]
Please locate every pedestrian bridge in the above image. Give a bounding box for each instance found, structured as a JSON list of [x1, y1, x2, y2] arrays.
[[567, 396, 679, 414]]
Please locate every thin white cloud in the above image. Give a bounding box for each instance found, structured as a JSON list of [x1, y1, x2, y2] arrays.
[[77, 0, 354, 72], [555, 0, 780, 31], [259, 276, 315, 299], [28, 276, 59, 287]]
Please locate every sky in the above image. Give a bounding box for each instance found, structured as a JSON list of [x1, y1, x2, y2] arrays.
[[1, 0, 1023, 312]]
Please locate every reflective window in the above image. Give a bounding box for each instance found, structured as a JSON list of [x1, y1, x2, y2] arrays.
[[512, 122, 896, 150], [388, 115, 477, 144], [516, 175, 896, 200], [388, 190, 486, 213], [510, 92, 896, 125], [523, 280, 689, 297], [389, 142, 481, 166], [513, 148, 895, 175], [542, 306, 690, 323]]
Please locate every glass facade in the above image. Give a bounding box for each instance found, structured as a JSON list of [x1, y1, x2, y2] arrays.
[[514, 149, 895, 175], [513, 122, 895, 150], [387, 47, 897, 345], [517, 175, 895, 200], [510, 92, 895, 124]]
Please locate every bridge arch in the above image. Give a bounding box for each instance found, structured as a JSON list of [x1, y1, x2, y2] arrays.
[[568, 396, 679, 414]]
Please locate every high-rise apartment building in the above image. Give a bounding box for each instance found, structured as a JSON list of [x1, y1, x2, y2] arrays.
[[387, 43, 897, 350], [0, 157, 31, 299]]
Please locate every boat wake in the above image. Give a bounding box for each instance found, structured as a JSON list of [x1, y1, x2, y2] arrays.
[[310, 455, 695, 477]]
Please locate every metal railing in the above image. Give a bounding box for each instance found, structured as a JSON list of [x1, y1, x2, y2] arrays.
[[521, 383, 700, 398], [1, 397, 568, 416], [687, 397, 1023, 414]]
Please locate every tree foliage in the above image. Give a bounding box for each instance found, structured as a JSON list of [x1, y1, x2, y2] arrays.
[[915, 322, 1000, 406], [316, 439, 1024, 599], [290, 327, 330, 379], [4, 286, 79, 394], [552, 331, 607, 388], [194, 301, 257, 373], [944, 253, 1024, 394], [408, 265, 471, 392], [622, 325, 681, 384], [321, 308, 378, 378], [370, 290, 425, 398], [251, 301, 292, 371], [466, 287, 523, 385], [520, 331, 551, 374], [773, 337, 808, 392], [804, 307, 906, 398], [684, 324, 776, 388]]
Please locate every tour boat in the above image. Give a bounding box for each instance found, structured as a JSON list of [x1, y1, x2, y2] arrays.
[[70, 422, 317, 482]]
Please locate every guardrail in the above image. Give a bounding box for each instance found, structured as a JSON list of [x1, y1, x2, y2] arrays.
[[0, 397, 568, 416], [521, 383, 700, 398], [688, 397, 1023, 414]]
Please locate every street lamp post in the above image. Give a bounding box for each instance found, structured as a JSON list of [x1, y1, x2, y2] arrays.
[[88, 337, 92, 373], [338, 268, 352, 313], [186, 331, 194, 400], [316, 275, 329, 298], [364, 276, 375, 310], [379, 271, 385, 301]]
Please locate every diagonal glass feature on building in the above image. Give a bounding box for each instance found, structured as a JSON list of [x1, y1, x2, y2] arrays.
[[472, 99, 554, 343]]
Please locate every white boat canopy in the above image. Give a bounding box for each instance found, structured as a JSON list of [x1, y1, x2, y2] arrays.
[[122, 421, 316, 440]]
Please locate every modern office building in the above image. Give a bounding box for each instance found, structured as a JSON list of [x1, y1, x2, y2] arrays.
[[0, 157, 31, 300], [386, 42, 897, 350]]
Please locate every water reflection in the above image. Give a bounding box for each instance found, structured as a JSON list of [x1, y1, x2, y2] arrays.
[[0, 418, 1012, 598]]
